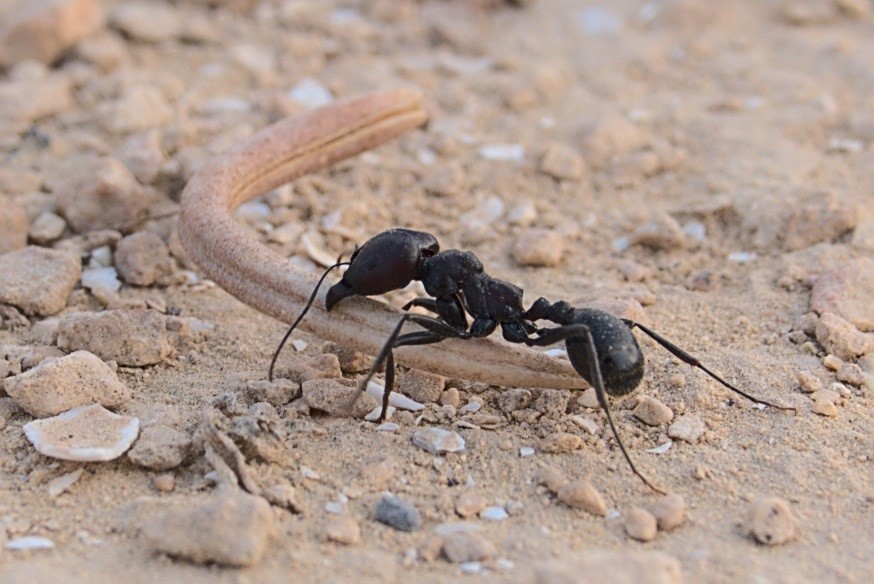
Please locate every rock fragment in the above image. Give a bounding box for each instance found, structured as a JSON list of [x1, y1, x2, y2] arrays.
[[629, 212, 687, 250], [583, 115, 649, 170], [624, 507, 658, 542], [650, 493, 686, 531], [442, 531, 496, 563], [53, 156, 148, 233], [57, 309, 174, 366], [0, 70, 72, 126], [23, 404, 139, 461], [302, 378, 376, 418], [411, 427, 466, 454], [497, 388, 532, 413], [513, 229, 565, 267], [668, 414, 705, 443], [633, 396, 674, 426], [454, 492, 488, 518], [535, 465, 569, 493], [274, 353, 342, 383], [128, 424, 192, 471], [557, 478, 608, 516], [0, 0, 103, 67], [115, 231, 176, 286], [747, 496, 797, 545], [398, 369, 445, 404], [0, 247, 80, 316], [114, 129, 166, 184], [4, 351, 130, 418], [0, 201, 28, 254], [815, 312, 874, 360], [374, 494, 422, 532], [28, 211, 66, 245], [324, 515, 361, 545], [246, 379, 299, 406], [811, 258, 874, 332], [539, 143, 586, 181], [110, 1, 181, 43], [143, 490, 275, 567], [99, 85, 174, 135], [541, 432, 582, 453]]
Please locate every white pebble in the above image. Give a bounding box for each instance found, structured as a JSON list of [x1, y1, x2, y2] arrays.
[[479, 144, 524, 162], [288, 77, 333, 108], [412, 428, 466, 454], [480, 506, 509, 521], [366, 380, 425, 411], [365, 405, 395, 422], [81, 267, 121, 293], [519, 447, 535, 457], [376, 422, 400, 432], [728, 251, 757, 263], [5, 536, 55, 551], [460, 401, 481, 414], [646, 441, 673, 454], [23, 405, 139, 462]]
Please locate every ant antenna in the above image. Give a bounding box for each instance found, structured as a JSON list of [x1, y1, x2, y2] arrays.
[[268, 258, 350, 381]]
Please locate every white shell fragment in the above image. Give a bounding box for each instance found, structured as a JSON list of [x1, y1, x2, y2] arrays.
[[48, 468, 84, 497], [5, 536, 55, 551], [23, 404, 140, 462], [646, 441, 673, 455], [366, 380, 425, 411], [411, 427, 466, 454]]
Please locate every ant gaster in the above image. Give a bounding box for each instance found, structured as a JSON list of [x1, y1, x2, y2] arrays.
[[270, 228, 794, 494]]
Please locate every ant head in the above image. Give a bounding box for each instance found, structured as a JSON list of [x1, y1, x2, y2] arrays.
[[326, 228, 439, 310]]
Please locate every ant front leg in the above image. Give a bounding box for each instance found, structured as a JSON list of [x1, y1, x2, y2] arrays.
[[527, 324, 666, 495], [350, 313, 471, 421], [623, 320, 796, 413]]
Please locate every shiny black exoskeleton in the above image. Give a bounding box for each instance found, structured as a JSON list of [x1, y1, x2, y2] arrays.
[[272, 228, 794, 493]]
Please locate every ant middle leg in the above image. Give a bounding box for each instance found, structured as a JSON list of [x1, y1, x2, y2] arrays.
[[622, 320, 796, 413], [526, 324, 666, 495], [349, 313, 471, 420]]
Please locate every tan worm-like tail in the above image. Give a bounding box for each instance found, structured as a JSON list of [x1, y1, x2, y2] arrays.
[[178, 89, 584, 389]]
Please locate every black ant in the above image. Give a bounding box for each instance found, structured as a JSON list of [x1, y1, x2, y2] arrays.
[[269, 228, 795, 494]]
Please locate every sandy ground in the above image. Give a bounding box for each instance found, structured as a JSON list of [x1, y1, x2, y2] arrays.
[[0, 0, 872, 582]]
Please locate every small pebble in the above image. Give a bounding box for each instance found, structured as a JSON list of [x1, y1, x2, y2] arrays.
[[633, 396, 674, 426], [4, 350, 131, 418], [747, 496, 797, 545], [0, 201, 28, 254], [578, 388, 600, 409], [667, 414, 705, 443], [442, 532, 496, 563], [127, 425, 192, 471], [650, 494, 686, 531], [512, 229, 565, 267], [534, 466, 569, 493], [374, 494, 422, 532], [812, 400, 839, 417], [411, 427, 465, 454], [28, 211, 66, 245], [624, 507, 658, 541], [796, 372, 824, 393], [302, 378, 377, 418], [541, 432, 582, 453], [816, 312, 874, 360], [497, 388, 532, 413], [399, 369, 446, 404], [479, 506, 509, 521], [152, 474, 175, 492], [115, 231, 175, 287], [143, 490, 274, 567], [455, 493, 488, 518], [519, 446, 535, 457], [479, 144, 524, 162], [324, 515, 361, 545], [557, 479, 608, 516], [0, 247, 81, 316], [539, 143, 586, 181], [628, 212, 687, 250]]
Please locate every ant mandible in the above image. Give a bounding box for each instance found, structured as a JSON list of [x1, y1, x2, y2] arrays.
[[269, 228, 794, 494]]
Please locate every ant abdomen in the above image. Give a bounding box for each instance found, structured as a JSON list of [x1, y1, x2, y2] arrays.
[[565, 308, 645, 397]]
